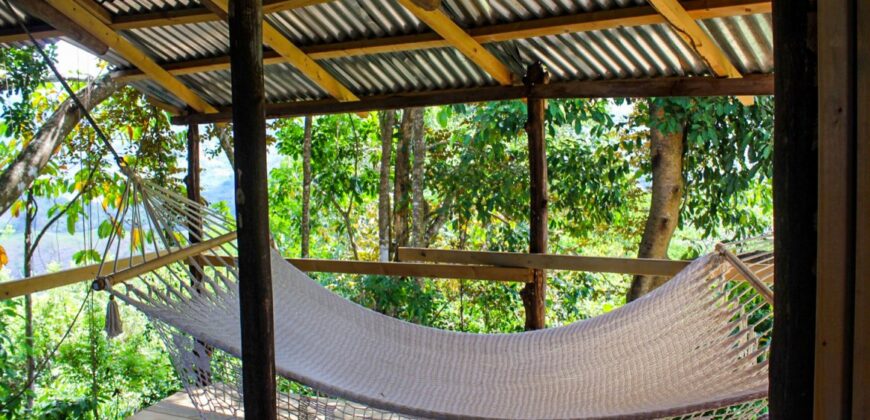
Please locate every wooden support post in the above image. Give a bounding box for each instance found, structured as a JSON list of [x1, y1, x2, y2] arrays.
[[228, 0, 277, 418], [816, 0, 859, 417], [185, 123, 212, 386], [521, 62, 549, 331], [769, 0, 818, 417], [186, 124, 203, 245]]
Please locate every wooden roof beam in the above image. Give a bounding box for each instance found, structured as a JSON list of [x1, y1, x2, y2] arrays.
[[646, 0, 754, 105], [396, 0, 515, 85], [8, 0, 108, 55], [43, 0, 218, 113], [172, 74, 774, 125], [202, 0, 358, 102], [110, 0, 770, 83]]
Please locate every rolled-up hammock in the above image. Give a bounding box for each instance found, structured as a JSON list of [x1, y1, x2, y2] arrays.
[[97, 178, 773, 419]]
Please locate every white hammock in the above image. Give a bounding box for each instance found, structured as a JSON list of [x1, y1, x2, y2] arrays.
[[99, 179, 773, 419]]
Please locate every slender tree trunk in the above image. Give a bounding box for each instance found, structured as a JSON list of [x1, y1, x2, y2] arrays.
[[301, 116, 313, 258], [0, 77, 118, 215], [409, 108, 426, 248], [627, 102, 686, 302], [217, 124, 235, 167], [392, 110, 416, 256], [378, 111, 396, 262], [23, 190, 34, 412]]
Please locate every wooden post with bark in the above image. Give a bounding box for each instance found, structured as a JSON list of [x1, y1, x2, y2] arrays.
[[301, 116, 313, 258], [228, 0, 277, 417], [522, 62, 549, 330], [186, 123, 212, 386], [378, 111, 396, 262]]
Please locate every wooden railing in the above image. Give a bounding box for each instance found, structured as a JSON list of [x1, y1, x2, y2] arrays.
[[2, 245, 705, 300], [398, 247, 691, 276]]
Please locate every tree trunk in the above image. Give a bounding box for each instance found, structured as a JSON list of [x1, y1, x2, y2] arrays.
[[378, 111, 395, 262], [23, 189, 34, 412], [409, 108, 426, 247], [0, 77, 117, 216], [217, 125, 235, 167], [627, 102, 686, 302], [392, 109, 416, 256], [301, 116, 313, 258]]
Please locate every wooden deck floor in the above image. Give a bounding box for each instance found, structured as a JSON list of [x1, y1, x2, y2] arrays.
[[130, 392, 201, 419]]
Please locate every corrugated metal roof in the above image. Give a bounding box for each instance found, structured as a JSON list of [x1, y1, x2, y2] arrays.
[[0, 0, 774, 110]]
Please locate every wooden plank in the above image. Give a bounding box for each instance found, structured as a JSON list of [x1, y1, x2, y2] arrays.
[[262, 0, 331, 14], [395, 0, 514, 85], [197, 255, 532, 282], [108, 0, 769, 83], [172, 74, 774, 125], [646, 0, 753, 105], [9, 0, 108, 56], [73, 0, 111, 26], [43, 0, 218, 113], [290, 259, 532, 282], [398, 248, 691, 277], [0, 252, 162, 300], [203, 0, 357, 102], [227, 0, 277, 416], [816, 0, 856, 415]]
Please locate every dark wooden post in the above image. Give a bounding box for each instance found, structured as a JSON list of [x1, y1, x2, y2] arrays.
[[521, 62, 549, 331], [186, 123, 212, 386], [186, 123, 202, 243], [769, 0, 818, 417], [228, 0, 277, 418]]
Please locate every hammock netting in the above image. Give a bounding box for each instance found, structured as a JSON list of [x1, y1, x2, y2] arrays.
[[96, 178, 774, 419]]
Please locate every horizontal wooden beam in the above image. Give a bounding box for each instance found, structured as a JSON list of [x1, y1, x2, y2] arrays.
[[398, 247, 692, 277], [289, 259, 531, 282], [109, 0, 770, 83], [172, 74, 773, 124], [197, 255, 532, 282], [0, 251, 163, 300]]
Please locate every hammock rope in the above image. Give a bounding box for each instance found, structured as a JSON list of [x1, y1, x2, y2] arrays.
[[97, 178, 774, 420]]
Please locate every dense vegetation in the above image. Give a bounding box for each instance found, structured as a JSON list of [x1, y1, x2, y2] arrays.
[[0, 45, 773, 418]]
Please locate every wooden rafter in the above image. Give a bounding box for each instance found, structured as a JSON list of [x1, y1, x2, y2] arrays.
[[72, 0, 111, 26], [109, 0, 770, 83], [203, 0, 358, 102], [1, 0, 770, 44], [9, 0, 108, 55], [0, 0, 331, 43], [646, 0, 753, 104], [395, 0, 514, 85], [172, 74, 774, 125], [43, 0, 218, 113]]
